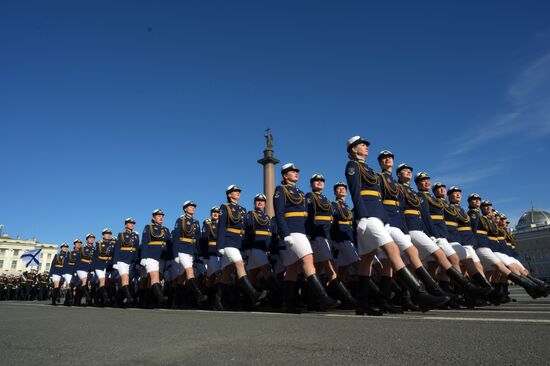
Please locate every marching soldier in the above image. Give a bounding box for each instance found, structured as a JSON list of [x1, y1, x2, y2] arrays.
[[244, 194, 280, 307], [274, 164, 340, 313], [199, 206, 222, 309], [141, 209, 171, 306], [306, 174, 356, 308], [37, 271, 50, 300], [113, 218, 140, 305], [446, 187, 500, 300], [93, 229, 115, 306], [378, 151, 455, 309], [172, 201, 207, 307], [75, 233, 95, 305], [49, 242, 69, 305], [344, 136, 448, 315], [61, 239, 82, 306], [330, 182, 360, 281], [216, 185, 267, 309], [468, 196, 547, 298]]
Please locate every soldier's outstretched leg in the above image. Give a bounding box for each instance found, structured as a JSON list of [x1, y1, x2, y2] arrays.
[[396, 267, 450, 312]]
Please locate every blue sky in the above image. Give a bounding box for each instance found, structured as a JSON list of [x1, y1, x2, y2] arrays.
[[1, 1, 549, 245]]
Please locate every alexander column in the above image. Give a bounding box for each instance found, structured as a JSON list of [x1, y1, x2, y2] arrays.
[[258, 129, 280, 217]]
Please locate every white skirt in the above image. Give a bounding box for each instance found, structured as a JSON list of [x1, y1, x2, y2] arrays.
[[356, 217, 393, 256], [463, 245, 480, 263], [221, 247, 244, 269], [476, 247, 502, 270], [409, 230, 440, 260], [388, 226, 413, 251], [283, 233, 313, 267]]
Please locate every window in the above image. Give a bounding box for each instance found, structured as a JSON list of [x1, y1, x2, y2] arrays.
[[11, 260, 17, 269]]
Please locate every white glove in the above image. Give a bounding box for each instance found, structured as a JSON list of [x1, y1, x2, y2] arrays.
[[357, 218, 369, 233], [140, 258, 147, 267], [218, 249, 225, 256], [284, 235, 294, 248], [384, 224, 392, 234], [112, 264, 119, 270], [404, 234, 412, 244], [430, 236, 437, 243]]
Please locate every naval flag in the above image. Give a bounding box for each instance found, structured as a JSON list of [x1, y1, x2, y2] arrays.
[[20, 249, 42, 268]]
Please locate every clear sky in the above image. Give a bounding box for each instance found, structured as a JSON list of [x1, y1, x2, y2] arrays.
[[1, 1, 550, 245]]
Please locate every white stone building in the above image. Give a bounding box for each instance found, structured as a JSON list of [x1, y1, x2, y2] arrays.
[[0, 233, 58, 274]]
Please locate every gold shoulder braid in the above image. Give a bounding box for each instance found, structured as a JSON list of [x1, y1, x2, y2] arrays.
[[282, 185, 304, 205], [357, 162, 379, 186], [337, 201, 353, 221], [208, 222, 217, 239], [478, 214, 489, 231], [424, 192, 444, 209], [454, 206, 470, 223], [253, 211, 270, 226], [149, 224, 164, 239], [443, 202, 458, 217], [398, 184, 421, 208], [312, 193, 332, 212], [224, 203, 243, 225], [181, 217, 194, 237], [379, 173, 399, 199]]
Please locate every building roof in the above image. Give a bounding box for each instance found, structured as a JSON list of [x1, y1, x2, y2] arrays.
[[517, 209, 550, 231]]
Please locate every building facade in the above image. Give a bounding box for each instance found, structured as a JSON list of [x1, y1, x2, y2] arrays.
[[0, 233, 58, 274], [514, 209, 550, 280]]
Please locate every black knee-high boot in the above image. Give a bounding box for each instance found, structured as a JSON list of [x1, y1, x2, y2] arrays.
[[188, 278, 208, 305], [238, 276, 267, 306], [396, 267, 450, 312], [328, 278, 356, 308], [355, 276, 382, 316], [282, 280, 300, 314], [306, 274, 340, 311], [151, 283, 168, 306]]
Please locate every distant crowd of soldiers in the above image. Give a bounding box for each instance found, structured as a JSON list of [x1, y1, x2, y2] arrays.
[[23, 135, 550, 314], [0, 269, 51, 301]]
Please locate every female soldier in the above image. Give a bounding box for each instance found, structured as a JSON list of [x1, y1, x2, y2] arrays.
[[446, 188, 501, 301], [113, 218, 139, 305], [431, 184, 493, 301], [62, 239, 81, 306], [306, 174, 356, 308], [141, 209, 171, 306], [244, 194, 280, 306], [273, 163, 340, 313], [216, 185, 267, 309], [377, 151, 454, 307], [200, 207, 223, 309], [468, 197, 547, 298], [344, 136, 448, 315], [49, 243, 69, 305], [75, 233, 95, 305], [330, 182, 360, 285], [172, 201, 207, 307], [93, 229, 115, 306]]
